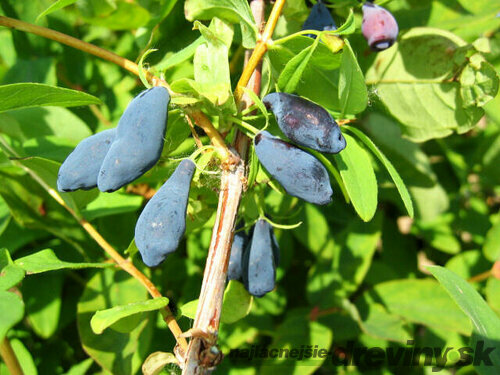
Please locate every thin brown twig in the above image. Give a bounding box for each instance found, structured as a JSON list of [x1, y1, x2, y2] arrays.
[[0, 338, 24, 375], [0, 136, 188, 353]]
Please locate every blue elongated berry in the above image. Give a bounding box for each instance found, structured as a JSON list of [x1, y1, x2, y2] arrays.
[[263, 93, 346, 154], [98, 86, 170, 192], [254, 131, 333, 205], [302, 0, 337, 36], [242, 219, 279, 297], [362, 2, 399, 51], [57, 129, 115, 192], [135, 159, 195, 267], [228, 230, 248, 281]]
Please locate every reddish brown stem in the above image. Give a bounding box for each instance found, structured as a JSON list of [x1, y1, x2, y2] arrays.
[[181, 1, 272, 373]]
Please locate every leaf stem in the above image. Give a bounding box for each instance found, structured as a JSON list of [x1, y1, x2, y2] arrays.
[[0, 338, 23, 375]]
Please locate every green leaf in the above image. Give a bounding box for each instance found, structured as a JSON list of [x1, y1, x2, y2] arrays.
[[4, 338, 37, 375], [260, 309, 333, 374], [221, 281, 253, 324], [333, 8, 355, 35], [334, 133, 378, 221], [365, 28, 498, 142], [278, 36, 320, 93], [268, 37, 342, 112], [485, 278, 500, 315], [90, 297, 169, 335], [184, 0, 257, 48], [142, 352, 178, 375], [0, 83, 101, 113], [346, 126, 414, 218], [338, 40, 368, 116], [428, 266, 500, 374], [460, 53, 499, 108], [355, 297, 411, 343], [63, 358, 94, 375], [0, 264, 25, 291], [445, 250, 490, 279], [180, 299, 198, 320], [369, 279, 471, 335], [80, 1, 151, 30], [192, 19, 236, 113], [333, 215, 382, 297], [1, 106, 92, 143], [13, 156, 81, 215], [37, 0, 79, 20], [77, 268, 155, 375], [483, 218, 500, 262], [23, 272, 63, 338], [0, 290, 24, 342], [416, 214, 461, 254], [293, 204, 335, 257], [181, 281, 252, 324], [360, 113, 436, 187], [15, 249, 111, 274], [155, 36, 204, 71], [82, 193, 143, 221]]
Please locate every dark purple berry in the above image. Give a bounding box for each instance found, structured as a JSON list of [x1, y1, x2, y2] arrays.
[[98, 86, 169, 192], [57, 129, 115, 192], [228, 230, 248, 281], [135, 159, 195, 267], [242, 219, 279, 297], [254, 131, 333, 205], [263, 92, 346, 154], [302, 0, 337, 37]]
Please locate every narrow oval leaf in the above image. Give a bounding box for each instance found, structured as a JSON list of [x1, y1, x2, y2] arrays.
[[346, 126, 414, 218], [0, 264, 25, 291], [334, 133, 378, 221], [221, 280, 253, 324], [278, 36, 320, 93], [338, 40, 368, 116], [0, 291, 24, 341], [428, 266, 500, 374], [0, 83, 101, 112], [90, 297, 169, 335], [15, 249, 111, 274], [37, 0, 78, 20]]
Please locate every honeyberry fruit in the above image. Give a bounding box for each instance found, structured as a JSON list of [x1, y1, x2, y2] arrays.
[[135, 159, 195, 267], [98, 86, 169, 192], [362, 2, 399, 51], [254, 131, 333, 205], [242, 219, 279, 297], [57, 129, 115, 192], [263, 92, 346, 154], [302, 0, 337, 36], [228, 230, 248, 281]]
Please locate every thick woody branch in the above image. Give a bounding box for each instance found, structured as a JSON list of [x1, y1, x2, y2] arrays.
[[182, 1, 276, 373]]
